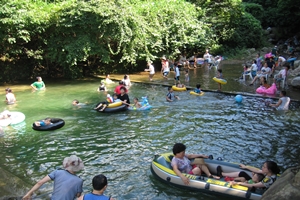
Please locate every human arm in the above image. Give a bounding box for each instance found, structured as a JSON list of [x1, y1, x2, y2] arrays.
[[269, 99, 282, 108], [239, 164, 263, 174], [234, 181, 265, 188], [166, 95, 173, 102], [175, 96, 180, 100], [172, 163, 190, 185], [30, 83, 37, 90], [23, 175, 51, 199]]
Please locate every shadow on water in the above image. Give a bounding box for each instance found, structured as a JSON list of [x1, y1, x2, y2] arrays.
[[0, 64, 300, 199]]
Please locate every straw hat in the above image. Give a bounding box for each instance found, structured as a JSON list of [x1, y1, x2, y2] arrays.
[[161, 56, 167, 60], [63, 155, 84, 172], [191, 158, 206, 165]]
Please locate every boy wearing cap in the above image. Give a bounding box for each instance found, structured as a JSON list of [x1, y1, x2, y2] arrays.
[[23, 155, 84, 200]]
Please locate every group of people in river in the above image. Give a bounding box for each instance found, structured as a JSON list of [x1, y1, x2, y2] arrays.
[[22, 155, 114, 200], [172, 143, 280, 190]]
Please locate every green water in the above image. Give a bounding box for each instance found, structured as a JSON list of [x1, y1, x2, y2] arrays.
[[0, 65, 300, 200]]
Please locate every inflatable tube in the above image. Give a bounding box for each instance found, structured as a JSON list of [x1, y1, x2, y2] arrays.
[[128, 105, 152, 111], [99, 104, 128, 113], [0, 111, 25, 126], [151, 153, 264, 200], [0, 118, 11, 127], [107, 101, 122, 108], [10, 112, 25, 125], [196, 58, 204, 65], [213, 77, 227, 85], [287, 57, 296, 62], [32, 118, 65, 131], [190, 91, 205, 96], [256, 83, 277, 95], [172, 85, 187, 91]]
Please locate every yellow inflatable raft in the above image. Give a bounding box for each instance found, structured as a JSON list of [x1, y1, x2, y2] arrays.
[[213, 77, 227, 85]]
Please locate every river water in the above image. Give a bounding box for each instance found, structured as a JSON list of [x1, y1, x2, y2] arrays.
[[0, 64, 300, 200]]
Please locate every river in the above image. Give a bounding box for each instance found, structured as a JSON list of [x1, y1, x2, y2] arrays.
[[0, 63, 300, 200]]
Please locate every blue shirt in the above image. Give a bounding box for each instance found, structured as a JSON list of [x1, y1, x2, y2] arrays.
[[194, 88, 201, 93], [48, 169, 83, 200], [83, 193, 110, 200]]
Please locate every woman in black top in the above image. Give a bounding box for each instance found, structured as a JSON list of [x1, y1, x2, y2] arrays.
[[117, 87, 130, 105]]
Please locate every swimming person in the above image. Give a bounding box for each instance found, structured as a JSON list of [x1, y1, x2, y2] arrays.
[[31, 76, 46, 90], [78, 174, 115, 200], [22, 155, 84, 200], [166, 87, 179, 102], [5, 88, 16, 105], [194, 84, 202, 94], [132, 97, 142, 109], [97, 81, 107, 92], [216, 69, 223, 91], [34, 118, 52, 127], [94, 94, 114, 111], [269, 91, 290, 110]]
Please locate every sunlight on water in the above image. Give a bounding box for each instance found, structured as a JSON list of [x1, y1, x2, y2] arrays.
[[0, 76, 300, 199]]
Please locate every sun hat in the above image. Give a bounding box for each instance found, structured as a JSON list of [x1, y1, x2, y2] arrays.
[[63, 155, 84, 172], [161, 56, 167, 60], [191, 158, 206, 165]]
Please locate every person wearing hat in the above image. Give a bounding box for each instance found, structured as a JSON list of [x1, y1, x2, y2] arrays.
[[30, 76, 46, 90], [23, 155, 84, 200]]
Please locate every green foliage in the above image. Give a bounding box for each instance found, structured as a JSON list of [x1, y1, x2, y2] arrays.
[[242, 2, 264, 22], [0, 0, 271, 81]]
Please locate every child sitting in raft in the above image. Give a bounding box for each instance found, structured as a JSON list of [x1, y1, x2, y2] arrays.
[[194, 84, 202, 94], [176, 83, 185, 88], [131, 97, 142, 109], [94, 94, 114, 111], [34, 118, 52, 127], [97, 81, 107, 92], [216, 69, 223, 91]]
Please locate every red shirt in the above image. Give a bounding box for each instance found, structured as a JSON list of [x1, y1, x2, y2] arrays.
[[114, 85, 127, 95]]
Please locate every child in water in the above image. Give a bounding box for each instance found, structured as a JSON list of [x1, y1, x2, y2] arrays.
[[194, 84, 202, 94], [176, 83, 185, 88], [34, 118, 52, 127], [132, 97, 142, 109], [217, 69, 223, 91], [185, 70, 189, 83], [166, 87, 180, 102], [97, 81, 107, 92]]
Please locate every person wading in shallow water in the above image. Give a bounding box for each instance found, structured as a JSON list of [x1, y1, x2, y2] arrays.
[[22, 155, 84, 200]]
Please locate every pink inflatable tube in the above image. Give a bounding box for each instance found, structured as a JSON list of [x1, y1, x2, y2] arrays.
[[256, 83, 277, 95], [264, 52, 273, 58]]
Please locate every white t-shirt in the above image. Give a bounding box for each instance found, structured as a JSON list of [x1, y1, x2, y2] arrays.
[[278, 97, 290, 110], [278, 69, 288, 79], [175, 66, 180, 76], [261, 66, 271, 74], [6, 93, 16, 104], [251, 63, 258, 71], [278, 56, 286, 62], [149, 64, 155, 74]]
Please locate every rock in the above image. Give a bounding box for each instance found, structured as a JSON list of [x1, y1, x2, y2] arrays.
[[291, 77, 300, 88], [0, 167, 30, 200], [289, 66, 300, 77], [248, 48, 256, 53], [294, 60, 300, 69], [261, 166, 300, 200], [261, 47, 270, 53]]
